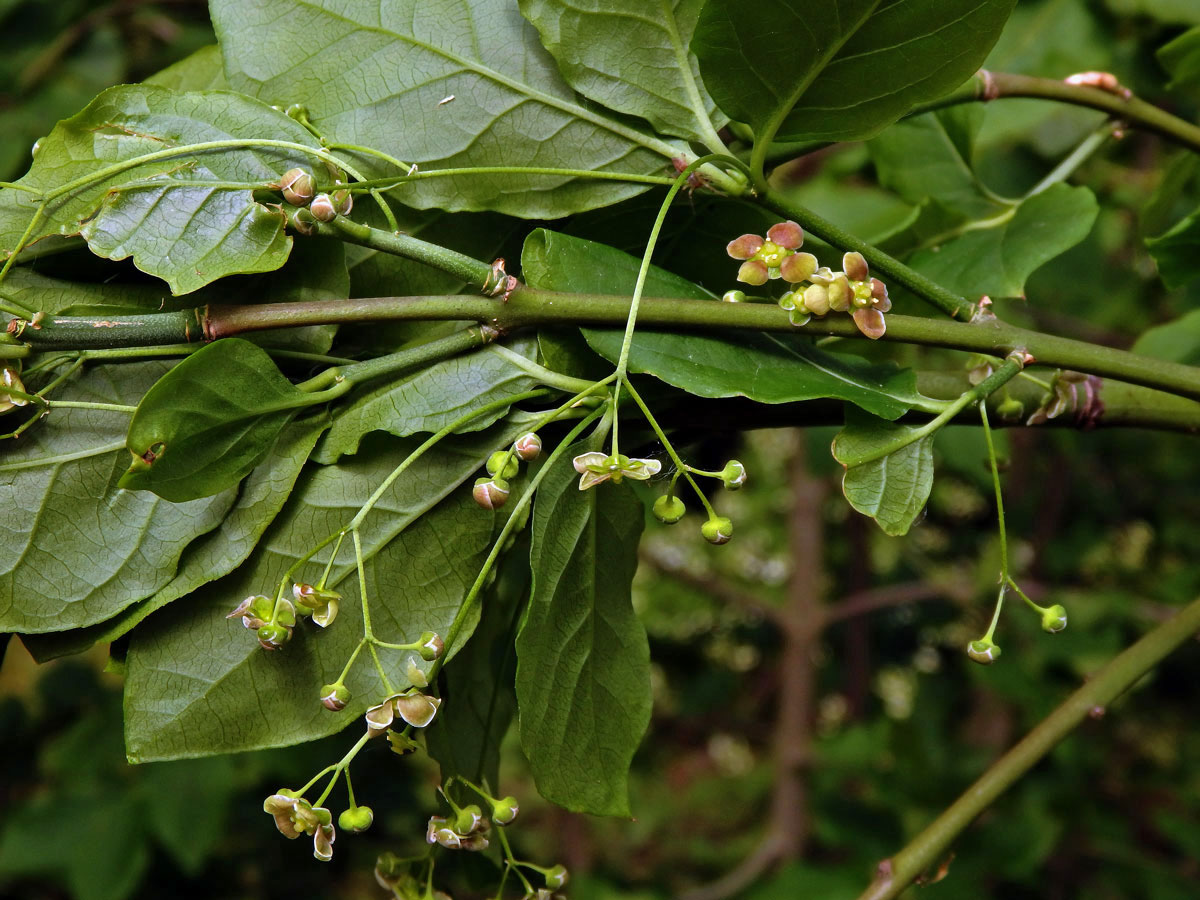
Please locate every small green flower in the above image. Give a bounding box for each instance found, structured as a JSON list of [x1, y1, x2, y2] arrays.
[[572, 452, 662, 491], [967, 639, 1001, 665]]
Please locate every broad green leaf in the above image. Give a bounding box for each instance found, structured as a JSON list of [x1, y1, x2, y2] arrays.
[[211, 0, 683, 218], [692, 0, 1016, 144], [123, 422, 528, 761], [516, 439, 649, 816], [0, 362, 236, 634], [869, 107, 1010, 220], [121, 338, 319, 502], [1159, 27, 1200, 89], [21, 420, 325, 662], [426, 532, 529, 790], [1147, 203, 1200, 289], [522, 228, 927, 419], [519, 0, 727, 147], [1132, 309, 1200, 365], [907, 183, 1098, 299], [832, 412, 935, 536], [0, 84, 323, 292], [143, 44, 229, 91], [314, 339, 539, 464]]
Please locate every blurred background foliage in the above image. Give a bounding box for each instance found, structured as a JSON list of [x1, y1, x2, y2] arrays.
[[3, 0, 1200, 898]]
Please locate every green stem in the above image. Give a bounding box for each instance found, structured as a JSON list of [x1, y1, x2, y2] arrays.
[[22, 294, 1200, 404], [1025, 120, 1115, 199], [839, 358, 1024, 467], [484, 344, 597, 394], [979, 403, 1008, 580], [759, 191, 977, 320], [622, 378, 717, 518], [857, 594, 1200, 900], [922, 70, 1200, 155], [317, 216, 495, 290]]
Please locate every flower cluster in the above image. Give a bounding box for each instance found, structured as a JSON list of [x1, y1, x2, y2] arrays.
[[726, 222, 892, 339], [227, 594, 295, 650], [364, 688, 442, 734], [263, 790, 336, 861], [571, 452, 661, 490], [427, 805, 491, 851], [276, 166, 353, 233]]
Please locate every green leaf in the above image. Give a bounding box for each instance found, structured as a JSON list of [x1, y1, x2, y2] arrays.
[[692, 0, 1016, 144], [1132, 309, 1200, 365], [832, 411, 935, 536], [1147, 202, 1200, 289], [123, 423, 527, 761], [522, 228, 926, 419], [0, 363, 236, 634], [516, 439, 649, 816], [907, 183, 1098, 299], [1159, 26, 1200, 89], [0, 84, 323, 293], [211, 0, 682, 218], [426, 532, 529, 790], [869, 107, 1009, 220], [21, 420, 325, 662], [143, 44, 229, 91], [519, 0, 727, 147], [314, 339, 539, 464], [121, 338, 319, 502]]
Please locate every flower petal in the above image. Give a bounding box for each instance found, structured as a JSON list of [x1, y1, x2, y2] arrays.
[[312, 597, 338, 628], [766, 220, 804, 249], [572, 451, 608, 474], [852, 307, 886, 340], [622, 458, 662, 480], [779, 251, 817, 283], [394, 691, 441, 728], [870, 278, 891, 312], [578, 469, 612, 491], [843, 251, 869, 282], [725, 233, 764, 259], [313, 823, 335, 861], [364, 701, 395, 734], [736, 259, 769, 286]]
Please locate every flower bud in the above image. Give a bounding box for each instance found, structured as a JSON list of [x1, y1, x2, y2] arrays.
[[257, 623, 292, 650], [320, 683, 350, 711], [473, 476, 510, 510], [330, 188, 353, 216], [652, 494, 686, 524], [720, 460, 747, 490], [310, 193, 338, 222], [1041, 604, 1068, 634], [286, 104, 310, 120], [455, 804, 485, 835], [418, 631, 444, 661], [997, 396, 1025, 420], [967, 639, 1001, 665], [721, 289, 746, 303], [826, 274, 852, 312], [544, 864, 569, 889], [514, 432, 542, 461], [701, 516, 733, 545], [291, 207, 317, 235], [338, 805, 374, 833], [486, 450, 520, 479], [293, 582, 342, 611], [279, 168, 315, 206], [802, 284, 830, 316], [491, 795, 520, 826]]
